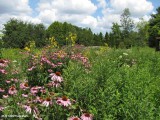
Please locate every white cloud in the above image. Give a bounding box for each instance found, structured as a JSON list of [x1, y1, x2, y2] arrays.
[[81, 16, 98, 28], [95, 0, 154, 33], [36, 0, 97, 28], [0, 0, 155, 34], [51, 0, 97, 15], [0, 0, 32, 15], [110, 0, 153, 17], [0, 0, 41, 31], [38, 9, 57, 25]]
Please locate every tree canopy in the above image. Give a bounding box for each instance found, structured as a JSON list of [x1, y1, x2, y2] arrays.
[[2, 18, 46, 48], [148, 7, 160, 47]]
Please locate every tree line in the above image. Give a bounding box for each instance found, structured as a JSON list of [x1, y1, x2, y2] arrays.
[[1, 19, 105, 48], [1, 7, 160, 48]]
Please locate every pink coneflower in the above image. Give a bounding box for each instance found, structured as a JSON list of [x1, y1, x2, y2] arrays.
[[81, 113, 93, 120], [40, 87, 46, 94], [22, 94, 28, 98], [0, 106, 5, 111], [68, 116, 80, 120], [48, 69, 53, 73], [23, 104, 39, 115], [30, 86, 39, 94], [0, 59, 8, 67], [0, 88, 5, 92], [28, 66, 36, 71], [42, 97, 52, 107], [23, 105, 32, 114], [11, 78, 18, 83], [0, 63, 6, 67], [20, 82, 29, 90], [35, 96, 44, 103], [52, 80, 61, 87], [57, 62, 63, 66], [41, 56, 51, 64], [51, 63, 57, 68], [50, 72, 63, 82], [3, 94, 9, 99], [8, 86, 17, 95], [6, 80, 11, 84], [0, 69, 7, 74], [56, 96, 71, 107]]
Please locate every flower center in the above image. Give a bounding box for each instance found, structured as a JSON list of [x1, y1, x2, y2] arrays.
[[0, 59, 5, 63], [46, 97, 51, 101], [54, 80, 59, 84], [55, 72, 61, 76], [73, 118, 79, 120], [10, 86, 15, 91], [84, 113, 90, 117], [24, 83, 29, 87], [62, 96, 68, 101]]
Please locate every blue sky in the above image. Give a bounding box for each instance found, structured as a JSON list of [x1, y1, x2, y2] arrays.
[[28, 0, 159, 17], [0, 0, 159, 33], [151, 0, 160, 10]]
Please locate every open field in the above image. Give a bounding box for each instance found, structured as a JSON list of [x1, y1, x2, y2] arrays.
[[0, 46, 160, 120]]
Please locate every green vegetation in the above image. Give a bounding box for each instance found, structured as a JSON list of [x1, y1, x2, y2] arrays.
[[0, 6, 160, 120], [148, 7, 160, 47], [1, 46, 160, 119], [2, 7, 160, 49]]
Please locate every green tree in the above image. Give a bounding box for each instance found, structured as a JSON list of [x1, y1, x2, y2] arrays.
[[93, 32, 104, 46], [2, 19, 27, 48], [136, 18, 149, 46], [76, 27, 94, 46], [46, 21, 64, 45], [111, 23, 122, 48], [2, 18, 46, 48], [148, 7, 160, 47], [46, 21, 77, 46], [34, 24, 46, 47], [120, 8, 134, 39], [104, 31, 109, 44]]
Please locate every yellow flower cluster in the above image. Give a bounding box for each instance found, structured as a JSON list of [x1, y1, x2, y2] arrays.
[[66, 32, 77, 46], [97, 43, 110, 55], [49, 37, 58, 48], [24, 41, 36, 51], [24, 46, 30, 52]]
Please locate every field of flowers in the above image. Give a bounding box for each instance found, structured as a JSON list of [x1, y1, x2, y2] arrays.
[[0, 46, 160, 120]]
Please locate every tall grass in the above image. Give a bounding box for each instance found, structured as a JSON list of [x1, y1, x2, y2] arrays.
[[1, 46, 160, 119], [63, 47, 160, 120]]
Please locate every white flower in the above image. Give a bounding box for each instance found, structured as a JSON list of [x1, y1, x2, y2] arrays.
[[123, 53, 128, 56]]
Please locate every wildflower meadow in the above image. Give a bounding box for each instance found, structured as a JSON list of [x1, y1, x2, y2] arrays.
[[0, 45, 160, 120]]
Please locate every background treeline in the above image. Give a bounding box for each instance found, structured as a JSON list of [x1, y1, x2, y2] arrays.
[[1, 19, 105, 48], [1, 7, 160, 48]]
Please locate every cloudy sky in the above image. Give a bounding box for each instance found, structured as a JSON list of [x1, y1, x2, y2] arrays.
[[0, 0, 159, 33]]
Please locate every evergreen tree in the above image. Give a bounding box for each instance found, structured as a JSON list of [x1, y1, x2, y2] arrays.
[[148, 7, 160, 47], [111, 23, 122, 48]]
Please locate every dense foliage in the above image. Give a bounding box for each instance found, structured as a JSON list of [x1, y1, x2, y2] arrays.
[[46, 21, 104, 46], [2, 19, 46, 48], [1, 46, 160, 119], [148, 7, 160, 47], [106, 8, 149, 48]]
